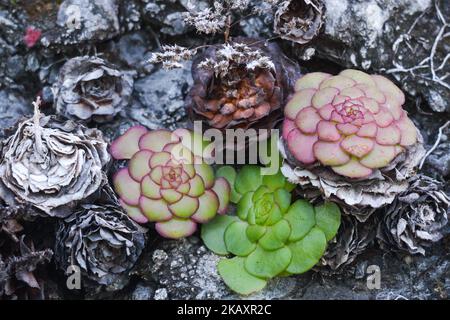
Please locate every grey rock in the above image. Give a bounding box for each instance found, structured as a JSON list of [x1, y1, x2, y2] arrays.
[[154, 288, 168, 300], [114, 31, 154, 75], [5, 55, 26, 79], [312, 0, 450, 113], [118, 0, 142, 32], [0, 90, 31, 136], [131, 284, 154, 300], [129, 63, 191, 130], [160, 12, 188, 36], [426, 142, 450, 178], [142, 0, 208, 35], [41, 0, 120, 47]]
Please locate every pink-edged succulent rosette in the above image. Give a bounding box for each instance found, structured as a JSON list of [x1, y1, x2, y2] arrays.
[[280, 69, 425, 221], [110, 126, 230, 239]]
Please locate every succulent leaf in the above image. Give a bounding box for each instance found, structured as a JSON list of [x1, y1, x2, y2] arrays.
[[111, 127, 230, 239], [218, 257, 267, 296], [283, 69, 420, 179], [235, 165, 262, 195], [314, 202, 341, 241], [201, 215, 238, 255], [110, 126, 147, 160], [286, 227, 327, 274], [284, 200, 316, 242], [216, 166, 241, 203], [212, 178, 231, 214], [224, 221, 256, 257], [155, 218, 197, 239], [201, 165, 341, 295], [244, 246, 292, 279]]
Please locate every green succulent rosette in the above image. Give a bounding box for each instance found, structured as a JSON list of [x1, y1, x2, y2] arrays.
[[201, 165, 341, 295]]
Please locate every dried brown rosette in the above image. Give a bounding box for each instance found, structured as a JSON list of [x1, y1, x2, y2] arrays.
[[274, 0, 324, 45], [0, 99, 110, 218], [186, 38, 300, 132]]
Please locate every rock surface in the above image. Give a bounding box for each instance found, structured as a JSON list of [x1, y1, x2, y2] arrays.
[[0, 0, 448, 300], [313, 0, 450, 113]]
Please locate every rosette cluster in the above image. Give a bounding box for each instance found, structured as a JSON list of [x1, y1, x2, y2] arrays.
[[110, 126, 230, 239], [187, 39, 300, 131], [202, 166, 341, 294], [281, 69, 425, 220]]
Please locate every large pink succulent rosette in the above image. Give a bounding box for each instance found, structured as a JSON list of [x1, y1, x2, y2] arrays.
[[281, 69, 425, 221], [110, 126, 230, 239]]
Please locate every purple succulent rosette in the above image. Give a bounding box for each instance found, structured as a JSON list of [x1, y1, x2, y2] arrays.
[[280, 69, 426, 221], [110, 126, 230, 239]]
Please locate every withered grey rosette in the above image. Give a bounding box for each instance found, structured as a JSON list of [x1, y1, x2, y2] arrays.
[[54, 56, 134, 123], [55, 187, 146, 288], [376, 175, 449, 255], [274, 0, 325, 45], [0, 99, 110, 218], [280, 70, 426, 222], [318, 213, 376, 274]]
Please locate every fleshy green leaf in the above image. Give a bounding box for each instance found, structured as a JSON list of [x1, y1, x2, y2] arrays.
[[244, 246, 292, 279], [237, 192, 254, 221], [284, 199, 315, 242], [235, 165, 262, 195], [273, 189, 291, 213], [216, 166, 241, 203], [246, 225, 267, 242], [224, 221, 256, 257], [252, 186, 270, 202], [264, 203, 283, 226], [315, 202, 341, 241], [201, 215, 237, 255], [258, 220, 291, 251], [262, 170, 286, 191], [286, 227, 326, 274], [218, 257, 267, 295]]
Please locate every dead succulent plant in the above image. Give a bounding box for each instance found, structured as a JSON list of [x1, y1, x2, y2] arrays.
[[0, 235, 53, 300], [281, 70, 426, 221], [54, 56, 134, 123], [319, 213, 376, 274], [274, 0, 325, 44], [0, 98, 110, 218], [110, 126, 230, 239], [55, 186, 146, 289], [377, 175, 449, 255], [186, 39, 301, 132]]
